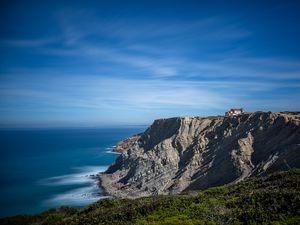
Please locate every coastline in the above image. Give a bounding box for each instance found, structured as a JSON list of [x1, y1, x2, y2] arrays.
[[97, 137, 149, 199], [96, 173, 114, 199], [96, 145, 123, 198], [98, 172, 149, 199], [97, 112, 300, 200]]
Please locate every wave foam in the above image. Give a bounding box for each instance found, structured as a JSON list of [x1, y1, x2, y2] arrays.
[[44, 184, 110, 206], [40, 165, 110, 207], [39, 166, 108, 186], [105, 150, 121, 155]]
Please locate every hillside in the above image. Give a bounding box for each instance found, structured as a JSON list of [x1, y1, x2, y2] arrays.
[[1, 169, 299, 225], [100, 112, 300, 198]]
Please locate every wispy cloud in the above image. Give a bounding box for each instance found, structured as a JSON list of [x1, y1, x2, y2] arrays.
[[3, 9, 298, 80], [0, 74, 227, 109], [1, 3, 299, 126], [1, 73, 299, 114], [35, 42, 300, 80]]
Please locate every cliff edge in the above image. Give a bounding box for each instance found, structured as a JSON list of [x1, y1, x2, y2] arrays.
[[99, 112, 300, 198]]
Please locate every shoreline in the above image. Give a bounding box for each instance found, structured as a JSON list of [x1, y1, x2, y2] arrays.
[[96, 112, 300, 201], [98, 170, 157, 199], [98, 172, 136, 199], [96, 173, 114, 199]]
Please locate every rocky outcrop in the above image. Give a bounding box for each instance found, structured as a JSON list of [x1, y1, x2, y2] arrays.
[[99, 112, 300, 198], [113, 135, 141, 153]]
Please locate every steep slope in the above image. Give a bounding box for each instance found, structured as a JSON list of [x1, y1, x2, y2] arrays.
[[100, 112, 300, 198]]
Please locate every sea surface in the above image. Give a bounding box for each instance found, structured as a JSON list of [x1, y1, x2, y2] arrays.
[[0, 126, 146, 218]]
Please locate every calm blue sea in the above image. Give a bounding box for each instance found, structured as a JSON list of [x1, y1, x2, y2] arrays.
[[0, 126, 146, 218]]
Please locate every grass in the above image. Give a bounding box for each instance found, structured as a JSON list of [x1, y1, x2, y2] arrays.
[[1, 169, 299, 225]]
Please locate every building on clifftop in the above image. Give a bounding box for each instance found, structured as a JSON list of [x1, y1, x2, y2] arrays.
[[225, 108, 244, 116]]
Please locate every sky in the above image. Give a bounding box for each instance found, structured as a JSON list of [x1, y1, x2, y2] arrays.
[[0, 0, 300, 127]]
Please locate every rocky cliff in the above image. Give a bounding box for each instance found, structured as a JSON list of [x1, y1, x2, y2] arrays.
[[99, 112, 300, 198]]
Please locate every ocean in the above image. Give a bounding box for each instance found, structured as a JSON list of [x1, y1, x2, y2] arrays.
[[0, 126, 146, 218]]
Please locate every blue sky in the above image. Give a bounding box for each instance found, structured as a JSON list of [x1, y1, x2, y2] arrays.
[[0, 0, 300, 127]]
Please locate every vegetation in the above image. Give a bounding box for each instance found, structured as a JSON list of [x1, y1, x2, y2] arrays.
[[1, 169, 300, 225]]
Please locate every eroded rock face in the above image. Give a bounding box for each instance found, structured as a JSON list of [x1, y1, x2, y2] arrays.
[[99, 112, 300, 198], [113, 135, 141, 153]]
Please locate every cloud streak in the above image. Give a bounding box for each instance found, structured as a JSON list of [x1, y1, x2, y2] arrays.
[[0, 2, 300, 126], [1, 73, 299, 117]]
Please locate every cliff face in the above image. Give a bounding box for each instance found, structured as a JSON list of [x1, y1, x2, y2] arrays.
[[100, 112, 300, 198]]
